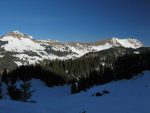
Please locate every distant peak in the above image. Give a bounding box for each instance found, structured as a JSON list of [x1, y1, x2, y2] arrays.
[[111, 37, 143, 48], [39, 39, 59, 43], [112, 37, 118, 40], [47, 39, 59, 43], [12, 30, 21, 34], [4, 31, 33, 39], [112, 37, 118, 42], [111, 37, 139, 41]]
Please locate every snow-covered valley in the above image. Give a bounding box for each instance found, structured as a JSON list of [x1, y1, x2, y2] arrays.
[[0, 71, 150, 113]]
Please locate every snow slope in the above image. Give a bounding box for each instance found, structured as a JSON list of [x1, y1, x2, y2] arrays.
[[0, 35, 45, 53], [112, 37, 143, 49], [0, 71, 150, 113]]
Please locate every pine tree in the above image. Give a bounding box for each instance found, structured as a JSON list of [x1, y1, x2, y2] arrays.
[[0, 74, 3, 99], [7, 81, 33, 102], [2, 69, 8, 84], [71, 82, 79, 94], [0, 83, 2, 99], [7, 85, 22, 101], [20, 81, 32, 102]]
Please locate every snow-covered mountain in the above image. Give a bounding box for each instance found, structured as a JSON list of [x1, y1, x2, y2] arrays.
[[0, 31, 143, 67]]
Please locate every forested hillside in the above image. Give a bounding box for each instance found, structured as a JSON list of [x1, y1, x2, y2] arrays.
[[1, 47, 150, 94]]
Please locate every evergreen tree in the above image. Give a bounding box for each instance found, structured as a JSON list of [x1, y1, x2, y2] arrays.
[[71, 82, 79, 94], [7, 81, 33, 102], [0, 83, 2, 99], [20, 81, 33, 102], [2, 69, 8, 84], [7, 85, 22, 101]]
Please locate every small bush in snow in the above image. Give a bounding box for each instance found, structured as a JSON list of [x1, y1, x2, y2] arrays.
[[92, 90, 110, 97], [95, 92, 103, 96], [103, 90, 110, 94], [80, 110, 87, 113]]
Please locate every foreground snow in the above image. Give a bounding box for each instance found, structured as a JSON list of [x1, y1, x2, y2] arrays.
[[0, 71, 150, 113]]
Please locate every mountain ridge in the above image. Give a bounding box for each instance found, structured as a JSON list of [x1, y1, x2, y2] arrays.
[[0, 31, 144, 70]]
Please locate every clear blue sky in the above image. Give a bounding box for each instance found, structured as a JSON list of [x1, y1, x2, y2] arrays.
[[0, 0, 150, 46]]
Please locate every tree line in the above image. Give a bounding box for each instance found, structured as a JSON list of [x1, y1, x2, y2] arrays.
[[0, 47, 150, 99]]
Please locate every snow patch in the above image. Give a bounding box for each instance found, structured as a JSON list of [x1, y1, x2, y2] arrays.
[[0, 36, 45, 53], [0, 55, 4, 58], [134, 51, 140, 54], [91, 43, 113, 51], [14, 61, 23, 66]]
